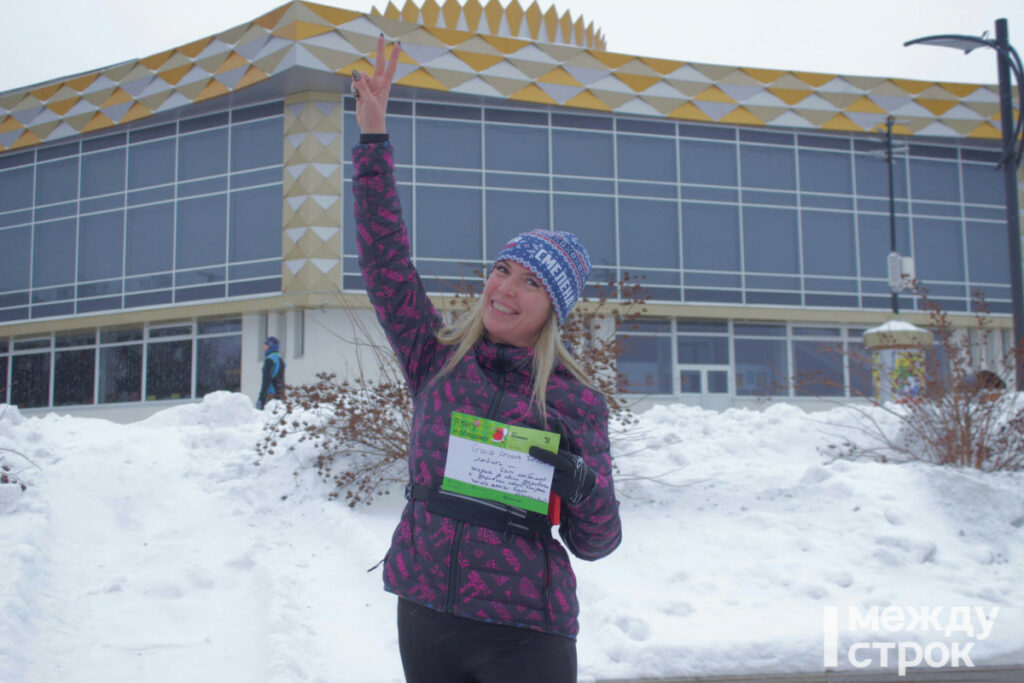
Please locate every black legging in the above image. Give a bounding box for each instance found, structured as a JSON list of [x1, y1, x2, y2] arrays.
[[397, 598, 577, 683]]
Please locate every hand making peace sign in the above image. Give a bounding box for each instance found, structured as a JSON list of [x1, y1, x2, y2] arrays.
[[350, 33, 401, 135]]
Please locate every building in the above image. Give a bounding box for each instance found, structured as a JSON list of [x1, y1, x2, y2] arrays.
[[0, 0, 1019, 420]]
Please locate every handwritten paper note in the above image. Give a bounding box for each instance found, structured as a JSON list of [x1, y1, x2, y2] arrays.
[[442, 411, 560, 514]]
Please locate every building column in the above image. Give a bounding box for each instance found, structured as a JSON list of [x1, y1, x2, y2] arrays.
[[281, 92, 344, 295]]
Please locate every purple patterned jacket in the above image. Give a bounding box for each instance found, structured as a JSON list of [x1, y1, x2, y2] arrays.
[[353, 141, 621, 639]]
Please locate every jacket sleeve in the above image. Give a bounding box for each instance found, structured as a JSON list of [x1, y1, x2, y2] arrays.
[[558, 389, 622, 561], [258, 357, 272, 404], [352, 142, 444, 393]]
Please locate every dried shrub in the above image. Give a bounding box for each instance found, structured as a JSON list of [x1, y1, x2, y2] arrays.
[[256, 272, 650, 505], [796, 281, 1023, 472]]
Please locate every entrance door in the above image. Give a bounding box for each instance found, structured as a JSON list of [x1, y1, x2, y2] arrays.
[[679, 366, 731, 410]]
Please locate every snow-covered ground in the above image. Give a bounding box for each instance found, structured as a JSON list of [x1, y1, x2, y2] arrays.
[[0, 393, 1021, 682]]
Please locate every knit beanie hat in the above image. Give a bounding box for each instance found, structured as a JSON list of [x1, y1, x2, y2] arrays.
[[491, 229, 592, 324], [264, 336, 280, 353]]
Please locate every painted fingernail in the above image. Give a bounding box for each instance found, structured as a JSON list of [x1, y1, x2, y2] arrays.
[[352, 69, 361, 80]]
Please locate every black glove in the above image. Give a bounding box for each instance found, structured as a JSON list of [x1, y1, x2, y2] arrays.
[[529, 446, 596, 505]]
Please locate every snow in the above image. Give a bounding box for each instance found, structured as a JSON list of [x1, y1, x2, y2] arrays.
[[864, 319, 928, 335], [1, 393, 1022, 682]]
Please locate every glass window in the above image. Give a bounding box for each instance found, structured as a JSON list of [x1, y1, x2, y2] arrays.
[[0, 226, 32, 291], [146, 339, 192, 400], [743, 207, 798, 274], [617, 334, 672, 394], [909, 159, 959, 202], [734, 338, 788, 396], [126, 203, 174, 275], [0, 357, 6, 403], [855, 154, 907, 198], [799, 149, 851, 194], [913, 218, 965, 281], [740, 145, 795, 190], [78, 211, 124, 282], [618, 199, 678, 268], [708, 370, 729, 393], [177, 194, 227, 268], [486, 190, 548, 256], [677, 335, 728, 364], [484, 125, 547, 173], [33, 219, 76, 287], [680, 139, 737, 187], [54, 349, 95, 405], [966, 221, 1009, 283], [553, 194, 614, 266], [962, 164, 1004, 206], [10, 353, 50, 407], [857, 214, 910, 278], [682, 203, 740, 271], [416, 119, 481, 168], [552, 130, 613, 177], [128, 138, 175, 189], [618, 135, 675, 181], [0, 167, 34, 212], [847, 341, 874, 398], [99, 344, 142, 403], [802, 210, 856, 276], [792, 340, 844, 396], [416, 186, 482, 259], [679, 369, 701, 393], [81, 149, 126, 197], [229, 186, 281, 262], [198, 317, 241, 335], [35, 157, 79, 205], [196, 335, 241, 395], [231, 117, 282, 171], [179, 128, 228, 180]]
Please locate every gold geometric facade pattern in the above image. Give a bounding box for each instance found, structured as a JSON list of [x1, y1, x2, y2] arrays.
[[282, 93, 343, 294], [372, 0, 606, 50], [0, 0, 1014, 154]]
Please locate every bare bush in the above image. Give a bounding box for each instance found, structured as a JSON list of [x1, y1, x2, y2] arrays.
[[256, 273, 650, 505], [796, 281, 1023, 472]]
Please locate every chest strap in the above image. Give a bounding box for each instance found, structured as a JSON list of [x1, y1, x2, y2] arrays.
[[405, 483, 551, 538]]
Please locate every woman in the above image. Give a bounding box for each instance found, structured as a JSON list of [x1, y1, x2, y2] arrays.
[[352, 35, 621, 683]]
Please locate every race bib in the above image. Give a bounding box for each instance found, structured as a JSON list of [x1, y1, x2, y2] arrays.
[[442, 411, 559, 514]]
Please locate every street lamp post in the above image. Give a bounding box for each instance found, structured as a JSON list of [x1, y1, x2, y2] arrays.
[[885, 115, 899, 315], [906, 18, 1024, 390]]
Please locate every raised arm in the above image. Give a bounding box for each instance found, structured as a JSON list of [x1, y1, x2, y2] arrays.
[[351, 37, 445, 393]]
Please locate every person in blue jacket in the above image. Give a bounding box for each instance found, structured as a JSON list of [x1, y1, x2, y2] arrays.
[[257, 336, 285, 409]]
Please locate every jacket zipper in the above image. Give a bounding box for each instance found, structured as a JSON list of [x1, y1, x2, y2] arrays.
[[444, 346, 509, 613]]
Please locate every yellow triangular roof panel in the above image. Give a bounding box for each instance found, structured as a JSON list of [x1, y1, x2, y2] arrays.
[[821, 113, 863, 132], [793, 71, 835, 88], [509, 82, 559, 105], [846, 96, 887, 114], [695, 85, 735, 103], [615, 73, 660, 93], [916, 98, 960, 116], [967, 121, 1002, 139], [301, 2, 363, 26], [742, 67, 787, 84], [667, 101, 713, 122], [395, 67, 449, 91], [538, 66, 584, 87], [719, 106, 764, 126], [452, 50, 506, 71], [563, 89, 612, 111]]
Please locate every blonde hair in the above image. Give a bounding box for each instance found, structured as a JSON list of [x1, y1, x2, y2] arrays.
[[434, 299, 594, 424]]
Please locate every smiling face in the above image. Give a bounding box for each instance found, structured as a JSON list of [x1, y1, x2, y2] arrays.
[[481, 260, 553, 348]]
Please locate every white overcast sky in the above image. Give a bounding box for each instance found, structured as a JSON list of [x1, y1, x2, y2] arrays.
[[2, 0, 1024, 93]]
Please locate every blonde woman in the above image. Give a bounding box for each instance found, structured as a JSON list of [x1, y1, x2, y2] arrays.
[[352, 35, 621, 683]]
